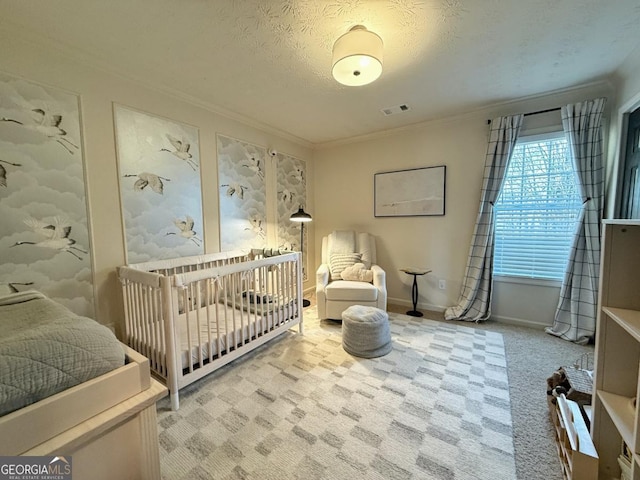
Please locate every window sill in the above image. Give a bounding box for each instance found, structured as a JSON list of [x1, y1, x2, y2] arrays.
[[494, 275, 562, 288]]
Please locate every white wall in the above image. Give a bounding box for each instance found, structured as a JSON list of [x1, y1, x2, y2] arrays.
[[616, 45, 640, 109], [0, 34, 313, 333], [313, 83, 612, 328]]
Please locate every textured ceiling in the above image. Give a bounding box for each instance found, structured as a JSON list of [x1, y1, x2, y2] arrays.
[[2, 0, 640, 145]]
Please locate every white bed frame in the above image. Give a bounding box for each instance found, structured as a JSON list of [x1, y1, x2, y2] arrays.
[[0, 346, 167, 479], [118, 249, 304, 410]]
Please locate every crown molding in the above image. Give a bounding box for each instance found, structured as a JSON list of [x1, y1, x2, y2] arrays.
[[315, 79, 615, 149]]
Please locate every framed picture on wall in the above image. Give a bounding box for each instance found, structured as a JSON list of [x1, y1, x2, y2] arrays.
[[374, 165, 446, 217]]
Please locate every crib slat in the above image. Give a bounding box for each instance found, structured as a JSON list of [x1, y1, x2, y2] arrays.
[[230, 273, 238, 350], [286, 259, 293, 322], [148, 286, 159, 376], [203, 278, 212, 364], [249, 269, 258, 340], [255, 267, 264, 336], [222, 274, 230, 355], [182, 287, 194, 374], [121, 280, 131, 342], [195, 280, 204, 368], [132, 283, 143, 354], [140, 285, 150, 364], [214, 281, 222, 360], [142, 284, 151, 362]]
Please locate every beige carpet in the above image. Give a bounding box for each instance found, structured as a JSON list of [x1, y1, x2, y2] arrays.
[[385, 305, 595, 480], [156, 307, 517, 480]]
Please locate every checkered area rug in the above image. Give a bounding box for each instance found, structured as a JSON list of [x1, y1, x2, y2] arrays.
[[156, 308, 516, 480]]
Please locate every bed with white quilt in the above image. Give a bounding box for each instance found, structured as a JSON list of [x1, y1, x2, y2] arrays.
[[0, 291, 125, 416], [0, 291, 167, 479]]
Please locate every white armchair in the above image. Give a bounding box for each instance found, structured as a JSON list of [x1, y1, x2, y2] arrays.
[[316, 231, 387, 320]]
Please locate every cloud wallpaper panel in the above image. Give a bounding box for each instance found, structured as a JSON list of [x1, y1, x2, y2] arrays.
[[115, 105, 204, 263], [276, 153, 308, 279], [0, 72, 93, 317], [217, 134, 267, 251]]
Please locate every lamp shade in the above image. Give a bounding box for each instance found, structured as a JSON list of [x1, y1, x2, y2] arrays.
[[332, 25, 383, 87], [290, 207, 312, 222]]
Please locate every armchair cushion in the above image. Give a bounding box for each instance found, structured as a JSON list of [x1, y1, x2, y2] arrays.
[[329, 252, 362, 280], [325, 281, 379, 302], [340, 263, 373, 282]]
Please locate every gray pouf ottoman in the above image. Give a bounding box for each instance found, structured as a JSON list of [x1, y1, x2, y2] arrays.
[[341, 305, 392, 358]]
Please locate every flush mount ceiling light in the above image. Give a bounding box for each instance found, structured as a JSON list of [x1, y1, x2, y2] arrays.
[[332, 25, 383, 87]]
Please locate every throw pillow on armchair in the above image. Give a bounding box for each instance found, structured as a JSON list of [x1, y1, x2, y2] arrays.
[[340, 262, 374, 282]]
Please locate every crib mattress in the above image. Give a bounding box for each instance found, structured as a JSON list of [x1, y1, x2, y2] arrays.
[[176, 301, 298, 368], [0, 291, 125, 416]]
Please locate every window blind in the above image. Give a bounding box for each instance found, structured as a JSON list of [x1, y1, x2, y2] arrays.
[[493, 133, 582, 280]]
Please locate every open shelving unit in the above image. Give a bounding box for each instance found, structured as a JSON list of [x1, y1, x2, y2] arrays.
[[592, 220, 640, 479]]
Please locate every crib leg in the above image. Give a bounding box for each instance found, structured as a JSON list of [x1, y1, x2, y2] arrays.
[[170, 392, 179, 411]]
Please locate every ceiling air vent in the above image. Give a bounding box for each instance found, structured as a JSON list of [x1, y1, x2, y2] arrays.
[[381, 104, 411, 116]]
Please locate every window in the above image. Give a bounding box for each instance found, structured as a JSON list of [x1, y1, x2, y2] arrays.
[[493, 132, 582, 281]]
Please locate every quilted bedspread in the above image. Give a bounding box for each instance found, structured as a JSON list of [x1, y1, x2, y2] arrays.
[[0, 291, 125, 416]]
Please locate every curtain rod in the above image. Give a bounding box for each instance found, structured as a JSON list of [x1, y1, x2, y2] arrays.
[[524, 107, 561, 117], [487, 107, 561, 124]]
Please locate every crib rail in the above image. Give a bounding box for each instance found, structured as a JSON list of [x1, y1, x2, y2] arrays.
[[125, 249, 252, 277], [118, 249, 303, 410]]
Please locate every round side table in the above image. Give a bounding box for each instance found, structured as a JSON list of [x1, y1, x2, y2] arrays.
[[400, 268, 432, 317]]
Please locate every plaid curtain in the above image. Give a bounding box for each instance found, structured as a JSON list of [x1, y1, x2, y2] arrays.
[[546, 98, 606, 344], [445, 114, 523, 321]]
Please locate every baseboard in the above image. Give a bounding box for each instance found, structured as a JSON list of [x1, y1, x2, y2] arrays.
[[488, 313, 551, 329], [388, 296, 550, 329], [388, 296, 446, 313]]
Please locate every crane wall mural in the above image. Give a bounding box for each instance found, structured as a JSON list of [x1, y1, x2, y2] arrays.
[[114, 105, 205, 263], [0, 72, 94, 317], [217, 134, 267, 251], [276, 153, 308, 279], [0, 72, 308, 316]]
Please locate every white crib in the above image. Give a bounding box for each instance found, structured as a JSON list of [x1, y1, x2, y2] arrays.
[[118, 249, 303, 410]]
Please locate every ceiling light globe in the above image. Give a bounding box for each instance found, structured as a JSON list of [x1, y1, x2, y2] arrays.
[[332, 26, 383, 87]]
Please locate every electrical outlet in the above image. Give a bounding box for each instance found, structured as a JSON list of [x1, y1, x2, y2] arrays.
[[438, 279, 446, 290]]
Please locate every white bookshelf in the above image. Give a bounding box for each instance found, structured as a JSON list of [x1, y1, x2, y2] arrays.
[[592, 220, 640, 480]]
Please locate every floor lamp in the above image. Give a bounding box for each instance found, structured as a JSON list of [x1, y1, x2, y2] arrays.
[[290, 206, 312, 307]]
